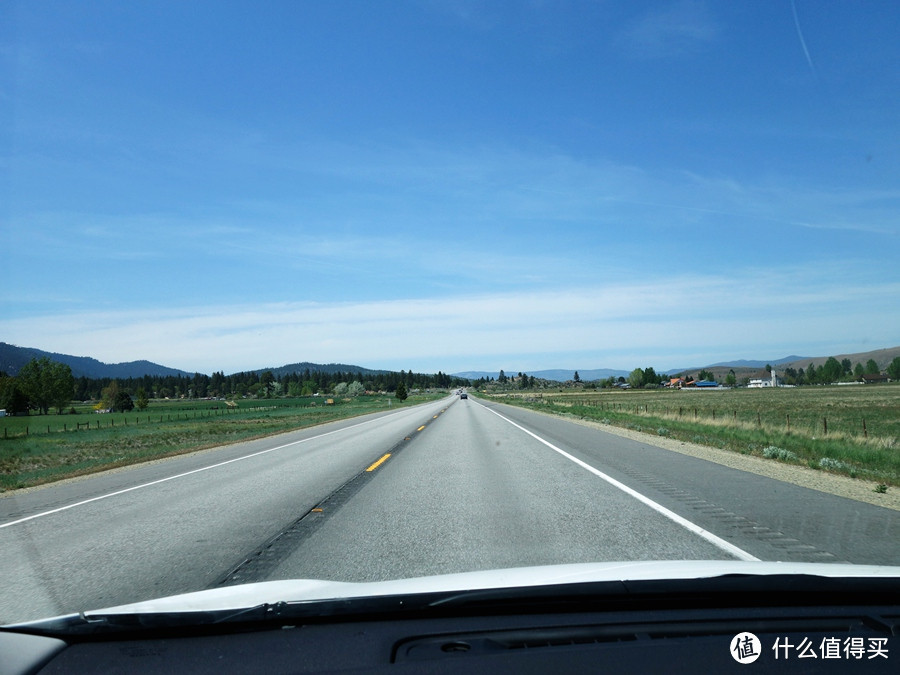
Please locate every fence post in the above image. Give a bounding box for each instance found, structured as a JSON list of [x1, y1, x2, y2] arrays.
[[863, 418, 867, 439], [823, 417, 827, 435], [786, 414, 790, 431]]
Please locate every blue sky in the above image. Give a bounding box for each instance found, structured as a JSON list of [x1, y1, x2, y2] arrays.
[[2, 1, 898, 375]]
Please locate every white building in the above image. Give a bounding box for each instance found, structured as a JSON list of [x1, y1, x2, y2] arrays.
[[748, 370, 781, 388]]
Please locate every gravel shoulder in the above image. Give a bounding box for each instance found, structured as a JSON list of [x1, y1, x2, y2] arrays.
[[532, 409, 900, 512]]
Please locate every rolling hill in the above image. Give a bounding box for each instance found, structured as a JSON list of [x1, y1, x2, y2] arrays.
[[0, 343, 192, 379], [0, 343, 386, 380], [245, 362, 389, 377]]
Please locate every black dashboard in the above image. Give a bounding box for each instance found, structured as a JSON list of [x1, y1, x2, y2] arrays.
[[3, 575, 897, 674]]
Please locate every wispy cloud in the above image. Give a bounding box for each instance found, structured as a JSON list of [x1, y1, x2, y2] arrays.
[[793, 220, 896, 236], [790, 0, 817, 80], [3, 268, 896, 374], [615, 0, 720, 59], [6, 136, 897, 323]]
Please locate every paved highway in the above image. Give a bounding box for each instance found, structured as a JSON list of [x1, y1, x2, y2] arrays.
[[1, 395, 898, 624]]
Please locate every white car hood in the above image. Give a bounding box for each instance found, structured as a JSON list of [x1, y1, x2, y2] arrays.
[[81, 560, 900, 616]]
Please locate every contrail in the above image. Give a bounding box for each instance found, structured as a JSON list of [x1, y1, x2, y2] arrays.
[[790, 0, 817, 79]]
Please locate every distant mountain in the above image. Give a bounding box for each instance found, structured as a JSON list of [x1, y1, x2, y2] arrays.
[[0, 342, 192, 379], [6, 341, 895, 383], [778, 347, 900, 372], [453, 368, 629, 382], [242, 362, 390, 377], [704, 355, 808, 369], [670, 347, 900, 378], [534, 368, 630, 382], [0, 344, 392, 380], [451, 371, 493, 381], [454, 347, 900, 383]]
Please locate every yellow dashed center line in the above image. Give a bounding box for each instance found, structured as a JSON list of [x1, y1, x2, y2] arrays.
[[365, 453, 391, 472], [364, 409, 445, 474]]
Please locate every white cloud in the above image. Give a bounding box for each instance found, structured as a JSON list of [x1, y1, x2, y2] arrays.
[[3, 269, 897, 374]]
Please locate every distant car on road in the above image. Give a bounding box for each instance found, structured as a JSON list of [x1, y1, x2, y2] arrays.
[[460, 392, 468, 399]]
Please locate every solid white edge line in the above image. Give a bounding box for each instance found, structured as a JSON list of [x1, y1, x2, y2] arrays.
[[0, 403, 437, 530], [475, 400, 760, 562]]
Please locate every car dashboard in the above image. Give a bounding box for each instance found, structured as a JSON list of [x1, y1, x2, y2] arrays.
[[2, 574, 898, 673]]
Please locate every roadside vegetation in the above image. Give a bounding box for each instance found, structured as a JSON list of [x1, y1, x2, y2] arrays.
[[0, 393, 442, 492], [486, 385, 900, 488], [0, 357, 461, 491], [3, 354, 897, 492]]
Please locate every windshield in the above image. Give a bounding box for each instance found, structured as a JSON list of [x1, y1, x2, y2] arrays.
[[1, 0, 899, 628]]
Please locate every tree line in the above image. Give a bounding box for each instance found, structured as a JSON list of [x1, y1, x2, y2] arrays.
[[473, 356, 900, 392], [0, 358, 470, 415], [615, 357, 900, 389], [781, 357, 899, 385], [472, 370, 539, 389], [3, 354, 897, 414]]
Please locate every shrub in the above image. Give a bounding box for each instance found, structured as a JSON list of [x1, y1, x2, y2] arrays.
[[819, 457, 849, 471], [762, 446, 799, 462]]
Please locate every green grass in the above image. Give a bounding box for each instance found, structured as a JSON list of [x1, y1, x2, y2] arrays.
[[0, 394, 442, 491], [487, 384, 900, 485]]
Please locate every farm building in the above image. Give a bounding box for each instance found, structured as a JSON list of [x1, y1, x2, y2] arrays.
[[749, 370, 781, 388]]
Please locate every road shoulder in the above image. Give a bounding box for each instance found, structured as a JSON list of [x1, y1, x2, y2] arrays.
[[510, 406, 900, 512]]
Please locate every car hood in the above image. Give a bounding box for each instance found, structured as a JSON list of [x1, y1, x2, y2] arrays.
[[47, 560, 900, 618]]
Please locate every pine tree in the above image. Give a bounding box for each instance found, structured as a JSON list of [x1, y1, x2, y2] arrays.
[[395, 381, 408, 401]]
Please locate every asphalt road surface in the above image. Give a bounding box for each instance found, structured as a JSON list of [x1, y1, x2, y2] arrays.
[[2, 395, 898, 624]]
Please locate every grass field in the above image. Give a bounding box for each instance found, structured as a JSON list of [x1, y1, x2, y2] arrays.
[[0, 394, 442, 492], [487, 384, 900, 487]]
